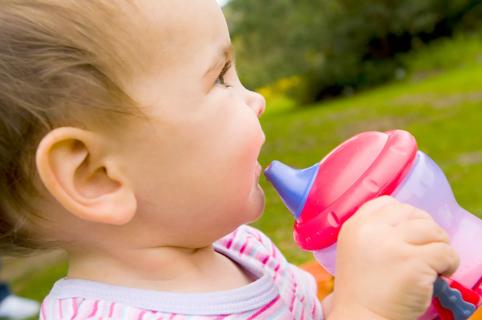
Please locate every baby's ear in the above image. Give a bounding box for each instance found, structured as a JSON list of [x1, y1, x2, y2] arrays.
[[35, 127, 137, 225]]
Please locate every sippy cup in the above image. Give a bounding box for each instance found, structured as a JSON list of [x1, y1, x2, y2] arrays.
[[264, 130, 482, 320]]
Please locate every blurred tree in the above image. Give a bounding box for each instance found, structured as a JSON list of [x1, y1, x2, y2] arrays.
[[225, 0, 482, 103]]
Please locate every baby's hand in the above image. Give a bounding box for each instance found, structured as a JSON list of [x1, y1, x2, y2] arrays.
[[329, 196, 459, 320]]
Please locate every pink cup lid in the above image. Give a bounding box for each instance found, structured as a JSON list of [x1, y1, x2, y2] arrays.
[[295, 130, 418, 250]]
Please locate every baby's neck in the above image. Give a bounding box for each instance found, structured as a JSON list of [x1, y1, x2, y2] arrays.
[[66, 244, 255, 292]]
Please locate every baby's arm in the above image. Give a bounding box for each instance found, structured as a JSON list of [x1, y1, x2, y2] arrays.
[[325, 196, 459, 320]]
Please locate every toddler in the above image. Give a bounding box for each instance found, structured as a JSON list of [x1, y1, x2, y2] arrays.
[[0, 0, 458, 319]]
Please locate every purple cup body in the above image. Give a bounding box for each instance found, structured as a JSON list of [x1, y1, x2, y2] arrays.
[[392, 151, 482, 289], [313, 151, 482, 319]]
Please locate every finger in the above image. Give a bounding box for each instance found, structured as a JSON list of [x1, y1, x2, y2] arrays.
[[397, 219, 449, 245], [358, 196, 398, 213], [417, 242, 460, 276], [376, 203, 435, 227], [404, 207, 434, 222], [354, 196, 399, 222], [368, 202, 419, 226]]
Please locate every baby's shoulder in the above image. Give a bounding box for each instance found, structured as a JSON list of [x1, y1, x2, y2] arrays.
[[215, 225, 322, 317], [215, 225, 287, 266], [215, 225, 316, 292]]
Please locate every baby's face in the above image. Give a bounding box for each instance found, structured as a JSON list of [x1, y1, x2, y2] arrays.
[[117, 0, 266, 247]]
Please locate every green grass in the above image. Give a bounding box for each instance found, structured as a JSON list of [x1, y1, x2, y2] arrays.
[[9, 34, 482, 305]]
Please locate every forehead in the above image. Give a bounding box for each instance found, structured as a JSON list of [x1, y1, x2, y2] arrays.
[[134, 0, 230, 70]]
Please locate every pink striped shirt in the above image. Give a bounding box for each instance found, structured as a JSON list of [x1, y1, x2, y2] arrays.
[[41, 225, 323, 319]]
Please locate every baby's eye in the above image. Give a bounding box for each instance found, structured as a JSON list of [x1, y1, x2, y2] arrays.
[[215, 61, 232, 87]]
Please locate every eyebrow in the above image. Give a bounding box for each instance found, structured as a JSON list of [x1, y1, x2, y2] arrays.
[[204, 44, 233, 78]]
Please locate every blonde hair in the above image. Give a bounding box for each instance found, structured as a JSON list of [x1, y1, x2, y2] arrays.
[[0, 0, 148, 255]]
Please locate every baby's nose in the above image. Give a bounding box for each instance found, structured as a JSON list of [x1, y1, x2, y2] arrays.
[[246, 89, 266, 117]]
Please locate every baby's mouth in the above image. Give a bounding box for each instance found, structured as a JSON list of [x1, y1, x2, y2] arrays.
[[255, 132, 266, 178], [256, 161, 262, 177]]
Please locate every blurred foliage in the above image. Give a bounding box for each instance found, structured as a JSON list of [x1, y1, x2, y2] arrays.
[[400, 32, 482, 74], [257, 76, 308, 107], [225, 0, 482, 103]]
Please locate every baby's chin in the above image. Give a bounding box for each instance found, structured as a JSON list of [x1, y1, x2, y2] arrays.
[[205, 183, 265, 242], [243, 184, 266, 224], [219, 190, 265, 237]]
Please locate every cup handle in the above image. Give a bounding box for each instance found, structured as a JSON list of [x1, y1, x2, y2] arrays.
[[432, 276, 481, 320]]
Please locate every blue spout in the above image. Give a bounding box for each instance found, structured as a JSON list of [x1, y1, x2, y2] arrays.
[[264, 161, 320, 219]]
